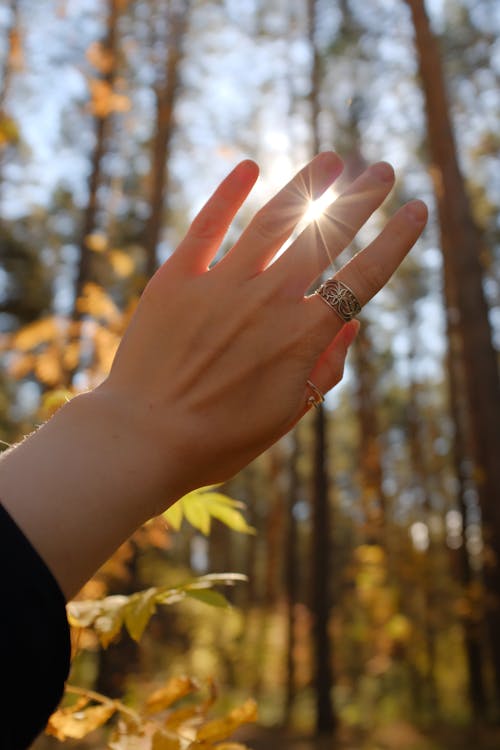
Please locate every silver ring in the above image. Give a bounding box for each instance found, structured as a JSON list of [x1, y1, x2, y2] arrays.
[[306, 379, 324, 410], [315, 278, 362, 322]]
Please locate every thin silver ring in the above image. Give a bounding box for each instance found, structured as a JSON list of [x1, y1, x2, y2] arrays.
[[315, 278, 362, 322], [306, 379, 324, 410]]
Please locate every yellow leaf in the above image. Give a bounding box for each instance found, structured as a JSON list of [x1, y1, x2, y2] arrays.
[[40, 389, 73, 419], [34, 345, 63, 386], [109, 249, 135, 277], [185, 589, 230, 608], [163, 501, 183, 531], [216, 745, 251, 750], [196, 700, 257, 744], [67, 594, 128, 636], [164, 704, 202, 730], [204, 493, 255, 535], [355, 544, 385, 566], [182, 492, 211, 535], [76, 282, 121, 324], [0, 112, 20, 146], [47, 703, 115, 740], [152, 729, 181, 750], [62, 340, 81, 370], [124, 587, 158, 642], [8, 352, 35, 378], [144, 676, 198, 715], [13, 316, 62, 351], [86, 41, 115, 73], [85, 232, 108, 252]]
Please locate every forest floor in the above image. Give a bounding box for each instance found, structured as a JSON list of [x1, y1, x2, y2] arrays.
[[32, 720, 500, 749], [237, 721, 500, 750]]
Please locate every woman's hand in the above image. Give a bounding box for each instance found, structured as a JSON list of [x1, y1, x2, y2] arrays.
[[98, 152, 427, 496], [0, 152, 427, 598]]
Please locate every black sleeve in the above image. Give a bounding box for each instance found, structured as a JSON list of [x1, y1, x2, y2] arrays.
[[1, 503, 71, 750]]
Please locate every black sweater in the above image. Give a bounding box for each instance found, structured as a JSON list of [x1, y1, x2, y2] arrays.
[[1, 504, 70, 749]]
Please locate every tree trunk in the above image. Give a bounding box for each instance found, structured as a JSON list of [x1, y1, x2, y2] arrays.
[[307, 0, 337, 734], [143, 0, 190, 277], [75, 0, 120, 302], [406, 0, 500, 706], [0, 0, 20, 206], [311, 405, 336, 734], [284, 431, 300, 724], [64, 0, 121, 387], [406, 308, 439, 718], [353, 316, 388, 545], [445, 314, 487, 717]]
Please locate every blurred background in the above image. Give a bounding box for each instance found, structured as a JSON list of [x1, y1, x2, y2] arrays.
[[1, 0, 500, 748]]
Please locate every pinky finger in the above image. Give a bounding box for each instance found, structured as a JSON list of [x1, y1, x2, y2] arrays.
[[303, 320, 360, 413]]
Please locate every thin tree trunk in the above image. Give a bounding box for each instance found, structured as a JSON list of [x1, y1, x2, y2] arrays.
[[406, 310, 439, 718], [284, 431, 300, 724], [311, 405, 336, 733], [75, 0, 120, 302], [405, 0, 500, 706], [143, 0, 190, 277], [0, 0, 20, 207], [64, 0, 121, 387], [264, 445, 285, 607], [353, 315, 388, 545], [307, 0, 336, 734], [445, 318, 487, 717]]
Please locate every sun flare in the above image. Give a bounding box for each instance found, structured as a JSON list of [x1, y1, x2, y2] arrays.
[[302, 187, 337, 224]]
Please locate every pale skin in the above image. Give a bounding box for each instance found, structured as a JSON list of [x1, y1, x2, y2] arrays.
[[0, 152, 428, 600]]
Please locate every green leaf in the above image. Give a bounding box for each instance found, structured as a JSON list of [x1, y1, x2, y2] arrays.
[[124, 587, 158, 642], [185, 589, 231, 608], [197, 573, 248, 585], [163, 500, 183, 531]]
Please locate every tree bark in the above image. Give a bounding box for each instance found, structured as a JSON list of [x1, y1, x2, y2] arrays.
[[0, 0, 20, 206], [307, 0, 337, 734], [284, 431, 300, 724], [143, 0, 190, 277], [405, 0, 500, 706], [75, 0, 120, 302]]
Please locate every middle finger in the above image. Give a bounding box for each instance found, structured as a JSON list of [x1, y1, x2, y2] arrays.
[[269, 161, 395, 294], [219, 151, 343, 275]]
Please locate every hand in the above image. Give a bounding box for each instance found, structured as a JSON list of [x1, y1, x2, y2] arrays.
[[0, 152, 427, 597], [97, 152, 427, 498]]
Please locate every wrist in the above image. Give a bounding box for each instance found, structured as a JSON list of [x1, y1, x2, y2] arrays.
[[0, 387, 185, 599]]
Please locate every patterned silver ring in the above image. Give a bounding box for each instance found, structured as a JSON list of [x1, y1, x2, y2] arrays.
[[315, 278, 362, 322]]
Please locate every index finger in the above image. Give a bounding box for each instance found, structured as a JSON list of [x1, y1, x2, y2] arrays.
[[172, 159, 259, 273]]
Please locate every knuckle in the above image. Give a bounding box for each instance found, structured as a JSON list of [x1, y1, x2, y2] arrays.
[[348, 257, 379, 298], [189, 212, 219, 242], [251, 209, 280, 242]]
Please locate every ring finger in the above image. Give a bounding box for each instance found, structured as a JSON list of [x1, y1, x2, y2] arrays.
[[303, 198, 428, 391]]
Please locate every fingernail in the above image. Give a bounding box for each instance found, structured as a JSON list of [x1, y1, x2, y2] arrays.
[[370, 161, 395, 184], [405, 199, 428, 224]]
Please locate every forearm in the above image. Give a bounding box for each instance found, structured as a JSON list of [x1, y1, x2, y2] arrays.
[[0, 389, 179, 600]]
